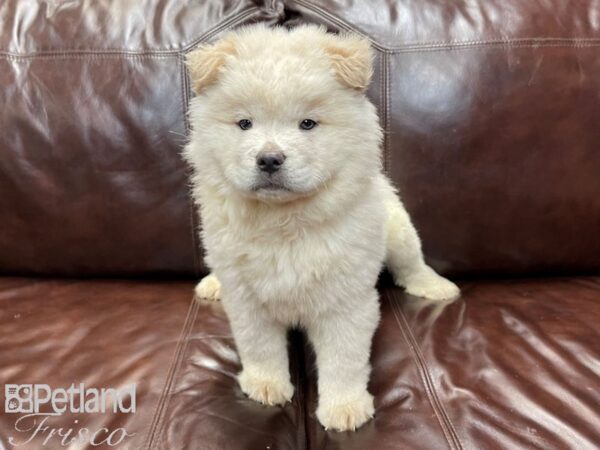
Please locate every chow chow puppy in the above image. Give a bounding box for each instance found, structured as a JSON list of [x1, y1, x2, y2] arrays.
[[183, 24, 459, 432]]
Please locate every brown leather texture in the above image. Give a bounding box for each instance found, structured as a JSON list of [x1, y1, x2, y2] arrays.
[[0, 278, 196, 449], [1, 277, 598, 449], [287, 0, 600, 277], [0, 0, 281, 277], [3, 0, 600, 276], [1, 1, 599, 449], [306, 277, 600, 450]]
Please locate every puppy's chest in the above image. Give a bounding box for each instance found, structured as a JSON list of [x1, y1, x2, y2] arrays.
[[225, 229, 345, 296], [209, 219, 383, 302]]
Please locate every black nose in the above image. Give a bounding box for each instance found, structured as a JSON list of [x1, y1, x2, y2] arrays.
[[256, 152, 286, 174]]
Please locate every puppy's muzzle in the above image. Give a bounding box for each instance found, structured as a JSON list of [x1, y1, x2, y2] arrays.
[[257, 151, 286, 174]]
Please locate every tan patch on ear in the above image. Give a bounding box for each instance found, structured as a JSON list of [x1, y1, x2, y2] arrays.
[[185, 36, 237, 94], [323, 34, 373, 91]]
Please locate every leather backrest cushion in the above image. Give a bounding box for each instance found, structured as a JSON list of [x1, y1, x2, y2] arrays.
[[2, 0, 599, 276], [289, 0, 600, 276], [0, 0, 276, 276]]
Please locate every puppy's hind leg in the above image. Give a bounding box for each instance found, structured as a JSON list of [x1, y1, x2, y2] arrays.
[[384, 185, 460, 301], [194, 273, 221, 301]]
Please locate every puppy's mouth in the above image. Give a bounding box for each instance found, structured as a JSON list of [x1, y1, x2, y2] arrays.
[[252, 183, 292, 192], [251, 175, 292, 193]]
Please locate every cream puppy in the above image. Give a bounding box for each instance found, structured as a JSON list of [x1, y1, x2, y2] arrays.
[[184, 24, 459, 432]]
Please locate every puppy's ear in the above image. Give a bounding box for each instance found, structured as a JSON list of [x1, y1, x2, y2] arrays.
[[323, 34, 373, 91], [186, 36, 236, 94]]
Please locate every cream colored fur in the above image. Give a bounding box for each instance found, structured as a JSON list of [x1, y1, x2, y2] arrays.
[[184, 24, 459, 432]]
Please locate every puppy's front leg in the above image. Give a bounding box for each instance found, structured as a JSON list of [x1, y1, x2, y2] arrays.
[[307, 290, 380, 432], [225, 304, 294, 406]]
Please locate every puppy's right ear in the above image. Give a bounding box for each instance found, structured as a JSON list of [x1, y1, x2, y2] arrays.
[[186, 36, 236, 94]]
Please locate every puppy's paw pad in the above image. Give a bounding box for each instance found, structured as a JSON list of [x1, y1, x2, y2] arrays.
[[404, 272, 460, 301], [239, 371, 294, 406], [317, 392, 374, 432], [194, 274, 221, 301]]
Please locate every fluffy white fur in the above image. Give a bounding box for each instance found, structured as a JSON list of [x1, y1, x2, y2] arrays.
[[184, 25, 459, 432]]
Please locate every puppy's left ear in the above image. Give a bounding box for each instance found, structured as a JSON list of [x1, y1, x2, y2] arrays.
[[323, 34, 373, 91], [186, 36, 236, 94]]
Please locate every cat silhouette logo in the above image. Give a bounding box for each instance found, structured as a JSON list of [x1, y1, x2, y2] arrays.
[[4, 384, 34, 413]]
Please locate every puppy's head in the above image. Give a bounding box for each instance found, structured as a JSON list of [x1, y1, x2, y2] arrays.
[[185, 25, 382, 203]]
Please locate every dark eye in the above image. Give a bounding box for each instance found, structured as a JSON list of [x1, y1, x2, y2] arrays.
[[299, 119, 317, 130], [238, 119, 252, 130]]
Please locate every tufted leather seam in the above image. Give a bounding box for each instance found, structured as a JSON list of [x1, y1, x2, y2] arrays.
[[3, 3, 600, 58], [181, 7, 262, 53], [0, 7, 261, 58], [288, 0, 386, 49], [388, 292, 464, 450], [383, 51, 391, 174], [178, 53, 202, 277], [145, 296, 200, 449], [377, 50, 391, 174], [0, 53, 179, 60], [382, 40, 600, 54], [377, 51, 386, 174], [287, 0, 600, 53], [179, 53, 192, 170]]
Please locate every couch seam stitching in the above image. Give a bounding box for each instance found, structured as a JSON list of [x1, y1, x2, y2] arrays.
[[398, 304, 465, 449], [377, 51, 385, 174], [382, 40, 600, 54], [147, 297, 200, 449], [145, 297, 200, 449], [287, 0, 383, 47], [388, 293, 462, 450], [0, 52, 177, 60], [0, 7, 260, 59], [181, 7, 260, 53], [0, 53, 178, 61], [383, 51, 391, 174], [178, 53, 201, 276], [3, 5, 599, 59], [287, 0, 600, 53]]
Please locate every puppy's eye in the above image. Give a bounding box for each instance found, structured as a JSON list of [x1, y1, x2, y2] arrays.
[[299, 119, 317, 130], [238, 119, 253, 130]]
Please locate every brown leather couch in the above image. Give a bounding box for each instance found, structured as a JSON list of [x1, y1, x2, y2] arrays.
[[1, 1, 599, 449]]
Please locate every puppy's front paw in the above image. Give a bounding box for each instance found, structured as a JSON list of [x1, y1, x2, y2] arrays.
[[403, 268, 460, 301], [317, 391, 375, 432], [194, 273, 221, 301], [238, 369, 294, 406]]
